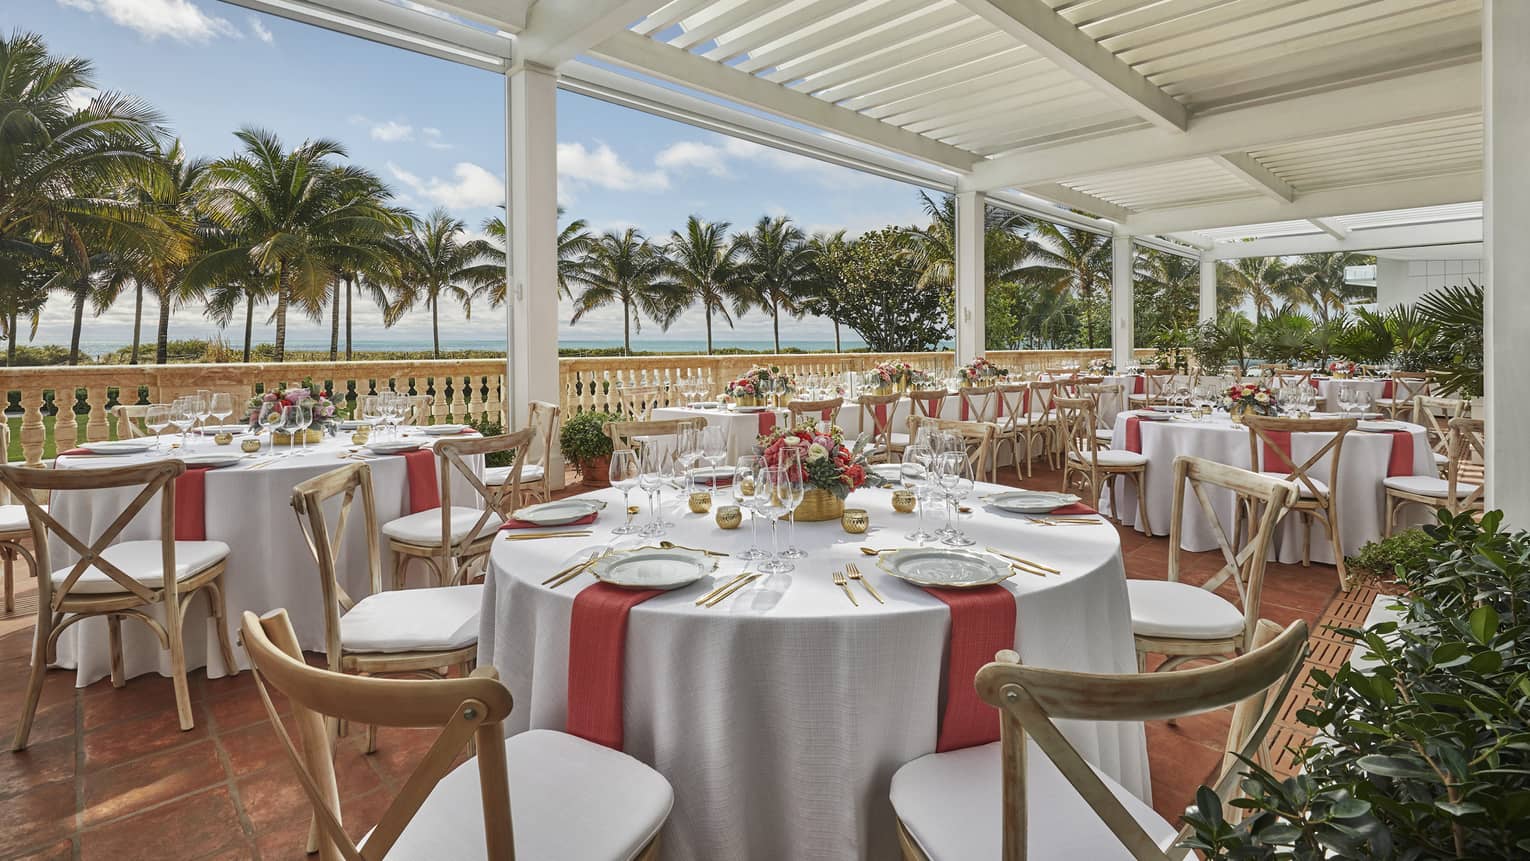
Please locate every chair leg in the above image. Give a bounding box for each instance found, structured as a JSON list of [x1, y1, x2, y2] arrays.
[[2, 547, 12, 615], [365, 722, 378, 755], [207, 581, 240, 678], [1384, 494, 1396, 538], [1301, 513, 1312, 568], [11, 612, 50, 751], [391, 550, 408, 591], [1134, 472, 1153, 536], [1328, 509, 1350, 591], [164, 599, 195, 732], [107, 615, 126, 689]]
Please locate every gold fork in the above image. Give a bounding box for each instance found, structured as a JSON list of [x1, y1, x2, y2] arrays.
[[844, 562, 883, 604], [832, 570, 859, 607]]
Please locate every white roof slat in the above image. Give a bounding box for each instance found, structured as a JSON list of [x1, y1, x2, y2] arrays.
[[761, 4, 974, 83], [1333, 201, 1482, 230], [1277, 158, 1481, 189], [1262, 141, 1482, 178], [1087, 0, 1296, 52], [935, 93, 1128, 147], [631, 0, 719, 37], [972, 116, 1151, 157], [733, 0, 935, 74], [1250, 119, 1481, 164], [885, 74, 1092, 128], [701, 0, 866, 64], [668, 0, 789, 52], [811, 33, 1024, 104]]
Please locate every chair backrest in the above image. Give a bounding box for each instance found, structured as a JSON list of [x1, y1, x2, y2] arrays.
[[1168, 456, 1297, 639], [290, 463, 382, 661], [1026, 380, 1056, 419], [1054, 395, 1100, 468], [957, 385, 998, 423], [1412, 395, 1466, 462], [110, 404, 152, 438], [906, 389, 949, 419], [1389, 371, 1431, 402], [617, 385, 661, 419], [434, 430, 535, 568], [604, 418, 706, 454], [975, 618, 1309, 861], [0, 460, 187, 612], [994, 383, 1031, 433], [240, 609, 515, 861], [1139, 369, 1177, 403], [907, 416, 994, 477], [1042, 367, 1077, 380], [1446, 417, 1486, 512], [1242, 415, 1355, 504], [855, 393, 902, 450], [1077, 383, 1123, 431], [786, 397, 844, 426], [524, 400, 560, 469], [1276, 370, 1313, 389]]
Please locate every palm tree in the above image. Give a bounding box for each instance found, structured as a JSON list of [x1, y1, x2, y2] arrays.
[[736, 215, 812, 353], [187, 128, 397, 361], [479, 206, 596, 307], [1218, 256, 1295, 320], [1018, 222, 1112, 348], [662, 216, 749, 354], [569, 228, 681, 355], [1133, 247, 1200, 341], [384, 209, 498, 359], [1286, 252, 1367, 323], [900, 190, 1033, 293], [0, 256, 51, 364], [796, 230, 851, 352], [204, 266, 274, 362]]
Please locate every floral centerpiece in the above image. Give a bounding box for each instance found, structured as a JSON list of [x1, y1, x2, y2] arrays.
[[1087, 357, 1115, 375], [756, 419, 867, 521], [727, 365, 792, 406], [868, 360, 914, 393], [1326, 359, 1356, 378], [248, 387, 338, 443], [956, 356, 1009, 387], [1223, 383, 1276, 422]]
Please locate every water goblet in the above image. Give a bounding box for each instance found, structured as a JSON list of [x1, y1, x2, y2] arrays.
[[638, 445, 667, 537], [902, 443, 935, 543], [194, 389, 212, 434], [734, 455, 768, 560], [939, 453, 976, 547], [168, 397, 194, 449], [609, 449, 641, 535], [259, 401, 286, 455], [700, 426, 727, 493], [144, 403, 171, 453], [294, 403, 313, 454], [210, 393, 233, 429], [756, 464, 794, 574], [777, 446, 807, 561]]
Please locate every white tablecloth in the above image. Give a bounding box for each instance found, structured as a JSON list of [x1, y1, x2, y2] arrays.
[[49, 431, 483, 686], [1311, 377, 1392, 413], [1105, 412, 1432, 563], [650, 405, 786, 462], [480, 482, 1147, 861]]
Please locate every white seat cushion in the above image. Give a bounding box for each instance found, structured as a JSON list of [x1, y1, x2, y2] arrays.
[[382, 506, 504, 546], [1128, 580, 1246, 639], [888, 432, 911, 448], [1383, 475, 1478, 498], [891, 740, 1175, 860], [1258, 472, 1326, 497], [49, 539, 228, 595], [376, 729, 673, 860], [0, 504, 32, 533], [1069, 450, 1148, 468], [340, 585, 482, 653], [483, 463, 544, 487]]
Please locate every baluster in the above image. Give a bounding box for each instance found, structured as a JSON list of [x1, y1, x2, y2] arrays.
[[432, 379, 449, 423], [86, 385, 110, 442], [20, 389, 46, 467], [55, 387, 79, 453]]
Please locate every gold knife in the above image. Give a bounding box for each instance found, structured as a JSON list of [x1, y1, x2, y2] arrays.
[[695, 572, 749, 605], [704, 573, 759, 607]]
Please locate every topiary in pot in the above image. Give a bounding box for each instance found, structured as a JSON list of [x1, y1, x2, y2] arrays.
[[559, 410, 620, 486]]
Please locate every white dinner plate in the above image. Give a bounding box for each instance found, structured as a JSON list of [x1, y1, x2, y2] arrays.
[[1357, 419, 1409, 432], [364, 440, 423, 455], [197, 424, 251, 435], [690, 402, 720, 410], [1154, 405, 1191, 414], [421, 424, 469, 436], [1134, 412, 1173, 421], [870, 463, 905, 483], [512, 498, 605, 526], [733, 406, 767, 413], [877, 547, 1013, 589], [338, 419, 369, 430], [592, 547, 716, 590], [689, 466, 735, 482], [179, 453, 243, 469], [78, 439, 156, 455], [983, 490, 1081, 514]]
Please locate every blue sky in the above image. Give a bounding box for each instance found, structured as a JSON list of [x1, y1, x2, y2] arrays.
[[9, 0, 935, 351]]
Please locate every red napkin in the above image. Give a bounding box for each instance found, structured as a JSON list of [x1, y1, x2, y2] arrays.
[[1382, 380, 1395, 399], [1124, 416, 1143, 453], [500, 512, 598, 531], [1309, 377, 1322, 390], [60, 448, 91, 456], [1381, 429, 1413, 477], [872, 402, 890, 432], [1049, 503, 1099, 515], [565, 583, 665, 750], [921, 585, 1017, 752], [403, 449, 440, 513], [1133, 376, 1145, 395], [1260, 430, 1294, 474], [59, 449, 209, 540], [758, 411, 778, 436]]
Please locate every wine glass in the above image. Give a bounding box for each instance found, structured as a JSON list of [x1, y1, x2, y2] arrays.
[[280, 403, 304, 454], [638, 444, 667, 537], [1356, 388, 1375, 418], [676, 426, 702, 493], [939, 451, 976, 547], [259, 401, 286, 455], [609, 449, 641, 535], [144, 403, 170, 453], [700, 426, 727, 493], [778, 446, 806, 561], [194, 389, 212, 434], [756, 464, 794, 574], [902, 443, 935, 543], [167, 397, 193, 449], [210, 393, 233, 429], [1337, 383, 1356, 417], [734, 454, 768, 561], [294, 403, 313, 454], [933, 451, 962, 541]]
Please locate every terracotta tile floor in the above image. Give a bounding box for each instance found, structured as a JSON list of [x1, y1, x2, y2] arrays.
[[0, 463, 1352, 860]]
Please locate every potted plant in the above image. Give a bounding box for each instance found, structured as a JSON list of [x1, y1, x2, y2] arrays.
[[756, 419, 867, 521], [559, 409, 619, 486]]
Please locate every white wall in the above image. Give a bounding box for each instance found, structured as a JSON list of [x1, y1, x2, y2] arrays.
[[1375, 256, 1482, 308]]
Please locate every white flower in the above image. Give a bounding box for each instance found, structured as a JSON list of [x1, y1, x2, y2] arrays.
[[807, 443, 828, 462], [1254, 392, 1270, 403]]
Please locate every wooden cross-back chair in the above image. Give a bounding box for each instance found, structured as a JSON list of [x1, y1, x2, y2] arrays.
[[1275, 369, 1313, 390], [1410, 395, 1467, 476], [604, 417, 706, 457], [1376, 372, 1431, 419], [854, 393, 903, 463], [993, 383, 1051, 479], [1129, 457, 1298, 672], [891, 619, 1309, 861], [955, 385, 998, 424], [0, 460, 238, 749], [291, 463, 481, 754], [1042, 367, 1078, 381], [616, 384, 662, 420], [907, 416, 996, 481], [906, 389, 948, 420], [382, 430, 533, 590], [1076, 382, 1123, 448], [786, 397, 844, 427], [0, 423, 37, 615], [240, 609, 673, 861], [1128, 369, 1178, 407], [109, 404, 152, 438], [485, 401, 558, 505], [1384, 417, 1485, 536], [1056, 396, 1152, 534], [1241, 415, 1356, 589]]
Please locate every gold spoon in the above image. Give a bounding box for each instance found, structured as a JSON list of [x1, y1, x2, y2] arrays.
[[658, 540, 729, 557]]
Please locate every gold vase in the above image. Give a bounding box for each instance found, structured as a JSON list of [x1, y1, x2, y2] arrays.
[[272, 429, 324, 446], [795, 487, 845, 522], [735, 395, 761, 407]]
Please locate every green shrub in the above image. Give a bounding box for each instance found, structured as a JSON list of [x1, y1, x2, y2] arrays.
[[467, 416, 515, 467], [558, 410, 619, 470], [1182, 509, 1530, 860], [1344, 528, 1435, 585]]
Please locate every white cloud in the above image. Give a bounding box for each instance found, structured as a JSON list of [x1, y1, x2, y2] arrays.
[[556, 141, 668, 204], [654, 141, 732, 178], [653, 136, 873, 190], [387, 161, 504, 210], [422, 127, 453, 150], [370, 120, 414, 143], [57, 0, 239, 42], [249, 17, 274, 44], [63, 87, 97, 111]]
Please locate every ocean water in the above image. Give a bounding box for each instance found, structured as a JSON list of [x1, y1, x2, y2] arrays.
[[73, 337, 871, 355]]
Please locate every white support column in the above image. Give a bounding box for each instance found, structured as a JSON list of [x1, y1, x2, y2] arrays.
[[506, 62, 564, 484], [1484, 1, 1530, 524], [1111, 233, 1135, 368], [954, 190, 986, 365], [1199, 251, 1217, 324]]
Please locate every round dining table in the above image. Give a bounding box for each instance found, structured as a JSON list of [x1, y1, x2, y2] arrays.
[[48, 429, 484, 686], [479, 482, 1148, 861], [1311, 376, 1392, 413], [1106, 411, 1433, 563], [650, 404, 788, 461]]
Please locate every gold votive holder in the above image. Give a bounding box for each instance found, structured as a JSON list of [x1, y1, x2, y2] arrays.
[[688, 491, 712, 514], [891, 490, 917, 513], [840, 508, 870, 534], [213, 432, 233, 446], [239, 437, 262, 453], [350, 429, 370, 445], [715, 505, 742, 529]]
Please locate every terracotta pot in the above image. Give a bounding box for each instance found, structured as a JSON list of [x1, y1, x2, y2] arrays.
[[795, 487, 845, 522], [580, 454, 611, 487]]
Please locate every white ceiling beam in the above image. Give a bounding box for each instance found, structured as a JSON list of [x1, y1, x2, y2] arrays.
[[953, 0, 1189, 132], [407, 0, 531, 33], [220, 0, 511, 69], [589, 30, 979, 172], [1126, 171, 1482, 235], [1210, 152, 1294, 203], [1309, 217, 1350, 240], [1023, 182, 1133, 223], [515, 0, 674, 68], [1208, 219, 1483, 260], [960, 62, 1481, 192]]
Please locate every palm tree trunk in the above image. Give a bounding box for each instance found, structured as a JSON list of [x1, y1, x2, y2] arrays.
[[242, 292, 255, 363], [431, 299, 441, 359], [6, 308, 17, 365], [155, 283, 172, 364], [623, 302, 632, 356], [833, 319, 841, 353], [272, 265, 288, 362], [704, 308, 714, 355], [344, 276, 354, 361], [329, 279, 340, 361], [772, 299, 781, 353], [68, 289, 85, 366], [130, 281, 143, 365]]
